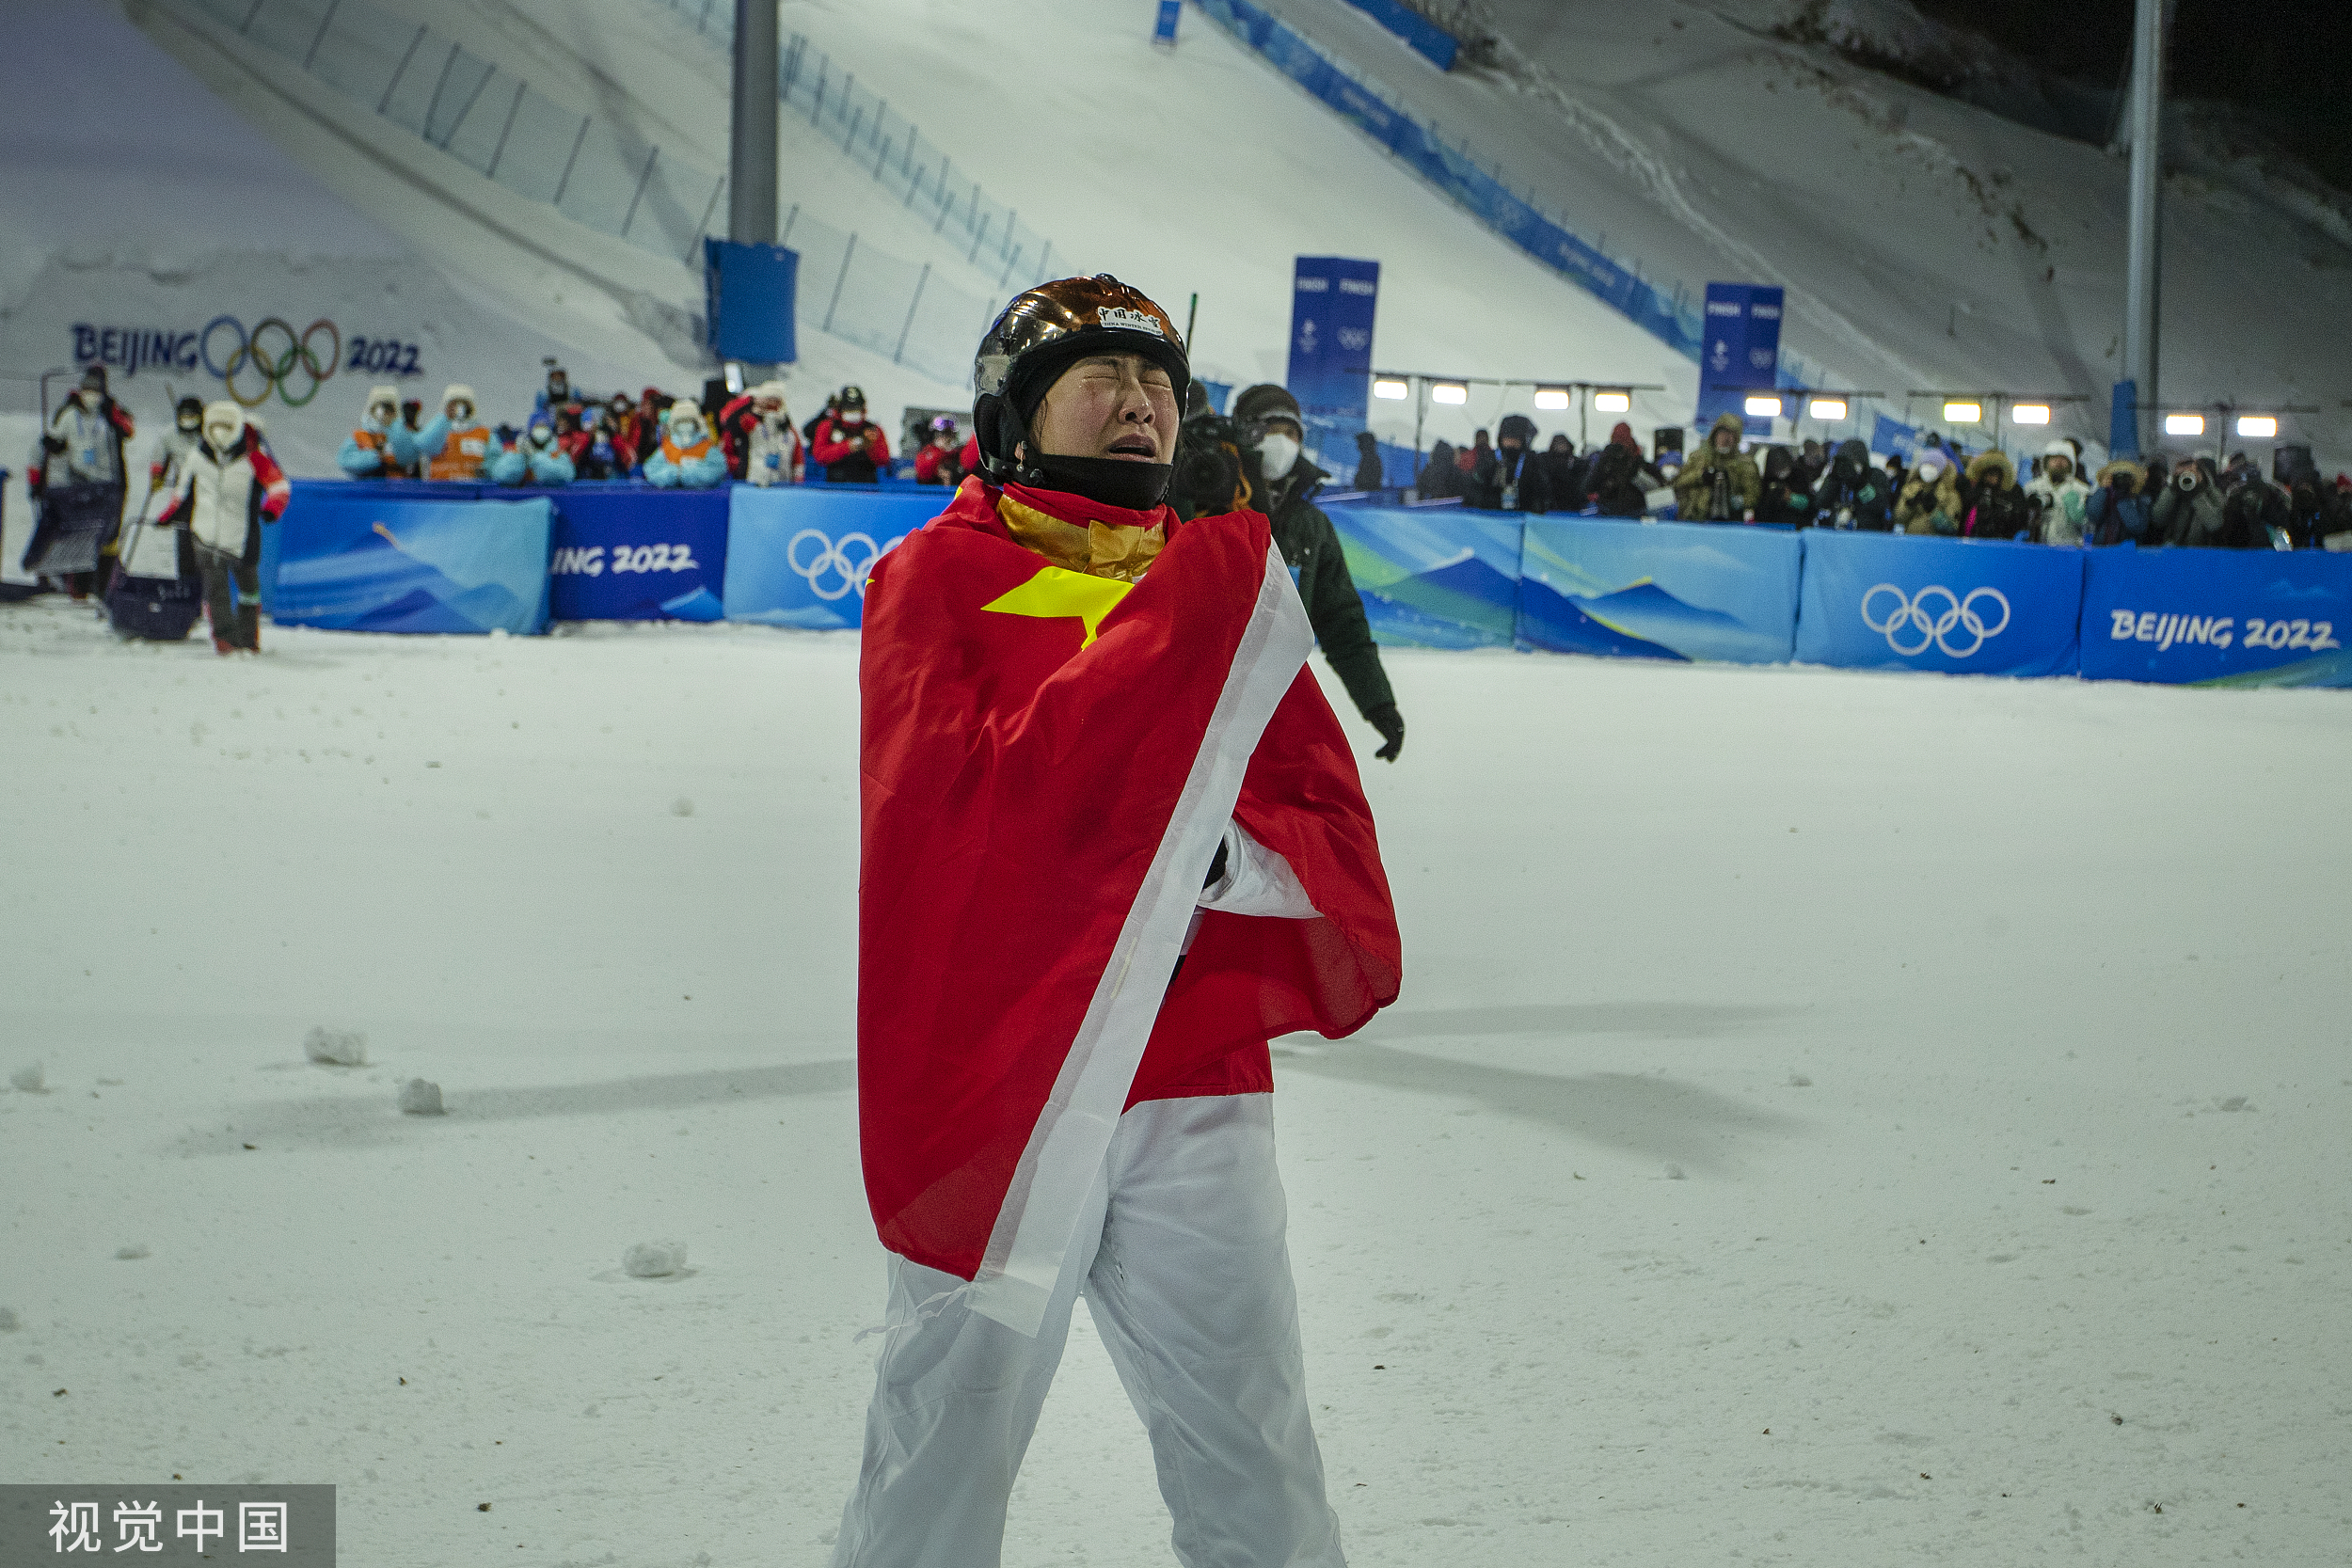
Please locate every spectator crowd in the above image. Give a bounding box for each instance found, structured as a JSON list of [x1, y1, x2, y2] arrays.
[[1406, 412, 2352, 551]]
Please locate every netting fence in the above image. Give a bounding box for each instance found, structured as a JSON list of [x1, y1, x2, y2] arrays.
[[166, 0, 1017, 388]]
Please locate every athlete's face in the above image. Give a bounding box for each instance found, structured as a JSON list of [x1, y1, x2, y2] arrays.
[[1029, 353, 1176, 465]]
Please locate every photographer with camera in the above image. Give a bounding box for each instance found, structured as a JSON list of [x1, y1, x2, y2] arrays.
[[2153, 457, 2227, 548], [1174, 384, 1405, 763]]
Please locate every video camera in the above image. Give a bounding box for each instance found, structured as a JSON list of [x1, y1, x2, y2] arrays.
[[1171, 409, 1244, 521]]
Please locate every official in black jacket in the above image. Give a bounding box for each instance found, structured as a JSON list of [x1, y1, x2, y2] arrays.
[[1229, 384, 1406, 762]]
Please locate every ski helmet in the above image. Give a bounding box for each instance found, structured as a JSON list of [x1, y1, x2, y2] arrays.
[[972, 275, 1189, 487]]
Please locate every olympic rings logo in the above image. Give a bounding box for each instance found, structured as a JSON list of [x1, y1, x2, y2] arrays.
[[201, 315, 342, 409], [787, 528, 903, 602], [1861, 583, 2011, 658]]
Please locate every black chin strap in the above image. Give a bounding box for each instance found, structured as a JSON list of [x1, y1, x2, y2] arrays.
[[1023, 452, 1174, 511]]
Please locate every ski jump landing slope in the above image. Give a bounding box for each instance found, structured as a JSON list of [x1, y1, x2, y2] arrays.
[[1240, 0, 2352, 464]]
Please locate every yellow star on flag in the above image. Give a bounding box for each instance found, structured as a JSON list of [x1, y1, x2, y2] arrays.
[[981, 565, 1135, 648]]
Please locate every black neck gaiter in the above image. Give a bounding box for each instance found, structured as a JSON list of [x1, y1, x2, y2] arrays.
[[1021, 451, 1174, 511]]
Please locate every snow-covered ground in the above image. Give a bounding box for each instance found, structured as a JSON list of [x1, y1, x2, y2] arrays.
[[5, 598, 2348, 1566]]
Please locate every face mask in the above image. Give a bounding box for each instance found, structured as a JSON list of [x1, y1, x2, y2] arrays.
[[177, 417, 200, 434], [367, 404, 397, 428], [205, 421, 240, 450], [449, 403, 473, 424], [673, 420, 704, 444], [839, 410, 865, 426], [1256, 433, 1300, 477]]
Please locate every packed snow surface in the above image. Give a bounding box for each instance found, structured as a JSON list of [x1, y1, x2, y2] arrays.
[[4, 600, 2348, 1565]]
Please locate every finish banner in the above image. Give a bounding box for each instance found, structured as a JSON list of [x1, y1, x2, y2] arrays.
[[723, 485, 942, 630], [1520, 517, 1801, 664], [548, 487, 730, 622], [270, 490, 550, 635], [1797, 531, 2084, 677], [2080, 546, 2352, 687]]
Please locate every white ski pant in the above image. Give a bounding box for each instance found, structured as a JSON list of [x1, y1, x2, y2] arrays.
[[829, 1092, 1345, 1568]]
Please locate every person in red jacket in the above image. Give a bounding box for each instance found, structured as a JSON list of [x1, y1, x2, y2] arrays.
[[830, 276, 1399, 1568], [155, 400, 290, 654], [809, 385, 889, 483], [910, 414, 967, 485]]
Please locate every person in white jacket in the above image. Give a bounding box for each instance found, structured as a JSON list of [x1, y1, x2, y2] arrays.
[[2026, 439, 2094, 546], [154, 401, 290, 653]]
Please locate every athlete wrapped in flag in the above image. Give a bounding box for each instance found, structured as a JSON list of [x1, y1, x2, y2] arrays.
[[834, 276, 1402, 1567]]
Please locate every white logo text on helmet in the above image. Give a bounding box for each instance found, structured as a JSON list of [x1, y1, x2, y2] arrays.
[[1096, 307, 1165, 338]]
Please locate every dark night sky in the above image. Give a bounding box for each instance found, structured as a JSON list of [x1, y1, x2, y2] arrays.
[[1914, 0, 2352, 188]]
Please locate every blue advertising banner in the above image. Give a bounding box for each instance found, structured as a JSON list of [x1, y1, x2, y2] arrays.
[[1287, 257, 1380, 470], [723, 486, 942, 630], [1520, 518, 1801, 664], [1698, 283, 1785, 435], [1195, 0, 1705, 363], [1796, 531, 2083, 677], [271, 493, 550, 635], [2080, 546, 2352, 687], [1870, 411, 1919, 462], [704, 238, 799, 365], [1321, 502, 1521, 649], [548, 487, 730, 622], [1341, 0, 1459, 69]]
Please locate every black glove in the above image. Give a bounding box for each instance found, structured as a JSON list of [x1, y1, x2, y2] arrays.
[[1369, 705, 1405, 763], [42, 434, 66, 454]]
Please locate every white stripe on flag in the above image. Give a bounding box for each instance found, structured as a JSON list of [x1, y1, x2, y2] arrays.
[[965, 540, 1314, 1338]]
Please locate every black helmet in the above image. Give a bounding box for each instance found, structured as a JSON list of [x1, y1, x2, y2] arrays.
[[973, 275, 1189, 495], [837, 385, 867, 411]]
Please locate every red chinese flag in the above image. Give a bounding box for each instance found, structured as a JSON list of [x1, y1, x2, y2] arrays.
[[857, 482, 1400, 1335]]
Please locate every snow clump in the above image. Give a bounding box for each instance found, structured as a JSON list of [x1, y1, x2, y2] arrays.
[[115, 1244, 151, 1261], [671, 797, 694, 817], [0, 1307, 20, 1331], [304, 1027, 367, 1067], [396, 1079, 445, 1116], [9, 1062, 44, 1092], [622, 1241, 688, 1278]]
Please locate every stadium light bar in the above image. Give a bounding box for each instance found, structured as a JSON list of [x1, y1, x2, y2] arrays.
[[2236, 414, 2279, 439], [2010, 403, 2051, 425], [2164, 412, 2205, 436], [1372, 376, 1409, 401], [1592, 389, 1632, 414], [1533, 386, 1572, 412], [1807, 398, 1848, 421], [1943, 401, 1982, 424], [1430, 381, 1469, 406], [1744, 395, 1783, 419]]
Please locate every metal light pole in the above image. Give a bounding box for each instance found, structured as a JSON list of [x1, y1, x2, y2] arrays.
[[2119, 0, 2169, 456]]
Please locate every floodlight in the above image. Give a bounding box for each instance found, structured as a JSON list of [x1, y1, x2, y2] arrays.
[[1430, 381, 1469, 406], [1806, 398, 1848, 421], [2010, 404, 2051, 425], [1372, 376, 1409, 401], [2164, 413, 2205, 436], [2236, 414, 2279, 439], [1592, 389, 1632, 414], [1943, 401, 1982, 424], [1533, 386, 1571, 412], [1743, 395, 1783, 419]]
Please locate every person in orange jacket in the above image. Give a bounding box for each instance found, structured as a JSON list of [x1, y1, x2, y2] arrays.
[[417, 384, 492, 481]]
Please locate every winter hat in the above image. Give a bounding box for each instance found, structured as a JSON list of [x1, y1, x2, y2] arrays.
[[836, 385, 867, 411], [2095, 459, 2145, 492], [1232, 383, 1305, 439], [200, 399, 244, 450], [1916, 457, 1945, 482], [751, 380, 789, 406], [666, 403, 707, 436], [79, 366, 107, 395], [442, 384, 477, 418], [1498, 413, 1537, 446], [1610, 421, 1639, 452], [2042, 438, 2074, 471], [1355, 430, 1380, 451]]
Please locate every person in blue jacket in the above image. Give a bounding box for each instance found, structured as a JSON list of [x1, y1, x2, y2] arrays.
[[643, 403, 729, 488], [337, 385, 415, 478], [488, 417, 576, 486]]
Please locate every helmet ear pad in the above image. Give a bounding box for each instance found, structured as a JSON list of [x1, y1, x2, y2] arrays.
[[975, 391, 1036, 481]]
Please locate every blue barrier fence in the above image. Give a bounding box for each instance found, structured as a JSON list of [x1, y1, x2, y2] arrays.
[[262, 482, 2352, 689]]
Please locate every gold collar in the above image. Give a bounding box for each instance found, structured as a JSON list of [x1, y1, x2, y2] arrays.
[[997, 494, 1165, 582]]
